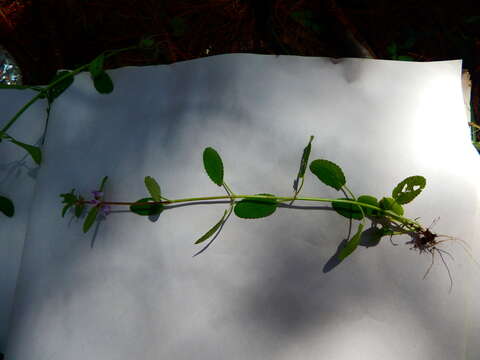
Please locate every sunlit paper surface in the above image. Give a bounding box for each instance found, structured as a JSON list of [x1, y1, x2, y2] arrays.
[[6, 54, 480, 359]]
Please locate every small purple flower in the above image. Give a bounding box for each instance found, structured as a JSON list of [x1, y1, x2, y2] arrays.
[[99, 205, 111, 216], [87, 190, 111, 217], [92, 190, 104, 199]]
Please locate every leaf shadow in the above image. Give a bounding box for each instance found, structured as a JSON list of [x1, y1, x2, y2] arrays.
[[322, 224, 390, 273]]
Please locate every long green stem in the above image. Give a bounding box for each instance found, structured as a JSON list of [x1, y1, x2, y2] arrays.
[[77, 194, 423, 230], [1, 45, 138, 134]]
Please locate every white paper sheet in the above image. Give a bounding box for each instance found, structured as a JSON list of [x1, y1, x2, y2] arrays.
[[6, 54, 480, 359], [0, 89, 46, 351]]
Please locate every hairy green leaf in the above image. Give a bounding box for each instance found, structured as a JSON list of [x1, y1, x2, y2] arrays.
[[89, 54, 105, 79], [195, 210, 228, 244], [331, 198, 364, 220], [309, 159, 346, 191], [234, 193, 277, 219], [144, 176, 162, 201], [203, 147, 224, 186], [7, 138, 42, 165], [338, 223, 364, 260], [379, 197, 404, 216], [83, 206, 99, 233], [130, 197, 164, 216], [92, 71, 114, 94], [392, 175, 426, 205], [0, 195, 14, 217]]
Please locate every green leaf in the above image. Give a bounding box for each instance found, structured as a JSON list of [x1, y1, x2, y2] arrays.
[[296, 135, 314, 179], [7, 138, 42, 165], [99, 176, 109, 192], [309, 159, 346, 191], [60, 189, 83, 218], [379, 197, 404, 216], [83, 206, 99, 233], [144, 176, 162, 201], [332, 195, 380, 220], [47, 71, 74, 102], [203, 147, 224, 186], [0, 195, 14, 217], [195, 210, 228, 244], [75, 196, 85, 217], [332, 198, 364, 220], [338, 222, 364, 261], [130, 197, 164, 216], [92, 71, 114, 94], [89, 54, 105, 79], [357, 195, 380, 217], [60, 189, 77, 204], [61, 203, 72, 217], [392, 175, 426, 205], [170, 16, 187, 37], [234, 193, 278, 219]]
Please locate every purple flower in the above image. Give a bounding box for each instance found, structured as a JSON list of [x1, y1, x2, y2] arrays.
[[99, 205, 111, 217], [92, 190, 104, 199], [87, 190, 111, 217]]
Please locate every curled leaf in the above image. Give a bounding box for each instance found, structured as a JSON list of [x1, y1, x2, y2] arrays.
[[194, 210, 228, 244], [296, 135, 314, 179]]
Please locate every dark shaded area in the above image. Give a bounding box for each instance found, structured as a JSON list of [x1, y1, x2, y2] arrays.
[[0, 0, 478, 142]]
